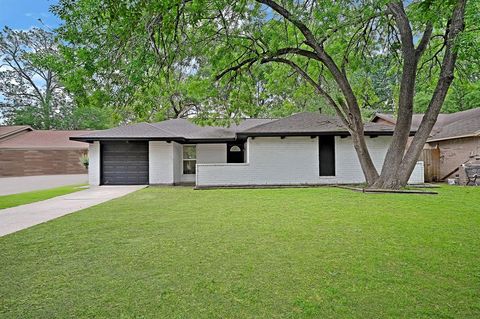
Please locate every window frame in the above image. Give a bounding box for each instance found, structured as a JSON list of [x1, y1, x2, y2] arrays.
[[227, 142, 246, 163], [182, 144, 197, 175]]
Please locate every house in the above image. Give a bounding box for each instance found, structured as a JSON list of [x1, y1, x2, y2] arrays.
[[71, 112, 424, 187], [372, 108, 480, 181], [0, 125, 90, 177]]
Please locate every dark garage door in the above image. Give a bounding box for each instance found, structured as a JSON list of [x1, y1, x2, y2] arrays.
[[101, 141, 149, 185]]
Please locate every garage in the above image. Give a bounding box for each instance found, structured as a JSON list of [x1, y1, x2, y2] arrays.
[[101, 141, 149, 185]]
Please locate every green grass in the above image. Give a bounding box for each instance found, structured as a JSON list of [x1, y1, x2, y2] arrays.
[[0, 184, 86, 209], [1, 186, 479, 318]]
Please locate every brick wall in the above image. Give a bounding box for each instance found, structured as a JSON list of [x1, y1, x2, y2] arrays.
[[88, 142, 101, 185], [0, 149, 87, 177], [147, 141, 228, 185], [197, 136, 424, 187], [428, 137, 480, 179], [197, 136, 391, 186]]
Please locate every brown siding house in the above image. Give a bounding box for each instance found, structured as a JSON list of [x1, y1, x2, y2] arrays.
[[0, 126, 92, 177], [372, 108, 480, 181]]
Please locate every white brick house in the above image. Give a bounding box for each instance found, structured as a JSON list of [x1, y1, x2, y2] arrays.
[[71, 112, 424, 187]]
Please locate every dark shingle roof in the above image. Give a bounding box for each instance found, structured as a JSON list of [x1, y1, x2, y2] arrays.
[[72, 113, 400, 142], [72, 118, 276, 142], [74, 122, 178, 140], [238, 112, 398, 136], [373, 108, 480, 140], [428, 110, 480, 142], [151, 119, 236, 139]]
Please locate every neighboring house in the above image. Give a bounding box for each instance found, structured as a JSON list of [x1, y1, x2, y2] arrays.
[[0, 126, 91, 177], [372, 108, 480, 181], [71, 112, 424, 187]]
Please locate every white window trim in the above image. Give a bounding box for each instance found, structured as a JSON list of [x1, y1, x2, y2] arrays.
[[182, 144, 197, 175]]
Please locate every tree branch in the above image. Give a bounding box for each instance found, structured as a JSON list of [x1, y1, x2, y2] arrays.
[[260, 56, 351, 129], [215, 57, 257, 80], [415, 23, 433, 58]]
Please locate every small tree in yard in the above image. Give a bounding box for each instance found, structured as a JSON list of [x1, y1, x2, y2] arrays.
[[54, 0, 477, 189]]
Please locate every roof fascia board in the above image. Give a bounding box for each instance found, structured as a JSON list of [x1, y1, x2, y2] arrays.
[[427, 133, 479, 143], [236, 131, 408, 138], [69, 137, 186, 142]]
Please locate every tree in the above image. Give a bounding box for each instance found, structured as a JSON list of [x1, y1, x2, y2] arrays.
[[52, 1, 330, 125], [53, 0, 475, 188], [0, 27, 112, 129]]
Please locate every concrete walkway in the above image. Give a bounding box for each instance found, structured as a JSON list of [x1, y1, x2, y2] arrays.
[[0, 185, 145, 237], [0, 174, 88, 196]]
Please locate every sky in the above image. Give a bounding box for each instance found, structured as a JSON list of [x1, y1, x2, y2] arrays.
[[0, 0, 61, 122], [0, 0, 61, 30]]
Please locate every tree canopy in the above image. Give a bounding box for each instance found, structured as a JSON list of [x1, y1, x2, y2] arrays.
[[51, 0, 479, 123], [50, 0, 478, 188], [0, 0, 476, 188], [0, 27, 113, 129]]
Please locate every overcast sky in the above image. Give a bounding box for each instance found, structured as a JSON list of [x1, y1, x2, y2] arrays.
[[0, 0, 61, 30]]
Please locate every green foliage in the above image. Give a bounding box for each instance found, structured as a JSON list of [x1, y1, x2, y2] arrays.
[[79, 154, 89, 169], [0, 27, 116, 130], [412, 0, 480, 114], [51, 0, 479, 123]]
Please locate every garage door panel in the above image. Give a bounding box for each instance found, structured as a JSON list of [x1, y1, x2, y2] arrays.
[[101, 141, 149, 185]]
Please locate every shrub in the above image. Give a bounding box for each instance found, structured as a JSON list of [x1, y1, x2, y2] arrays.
[[79, 154, 89, 169]]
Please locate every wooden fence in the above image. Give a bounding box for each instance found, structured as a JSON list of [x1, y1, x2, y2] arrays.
[[419, 148, 440, 182]]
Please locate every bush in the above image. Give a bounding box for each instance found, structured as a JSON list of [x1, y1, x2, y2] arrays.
[[79, 154, 89, 169]]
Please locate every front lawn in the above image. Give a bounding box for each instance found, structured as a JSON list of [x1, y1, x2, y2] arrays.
[[0, 184, 86, 210], [0, 186, 479, 318]]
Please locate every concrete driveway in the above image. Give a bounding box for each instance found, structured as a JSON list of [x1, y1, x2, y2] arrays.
[[0, 185, 145, 237], [0, 174, 88, 196]]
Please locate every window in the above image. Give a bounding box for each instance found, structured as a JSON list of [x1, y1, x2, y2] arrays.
[[227, 143, 245, 163], [183, 145, 196, 174], [319, 136, 335, 176]]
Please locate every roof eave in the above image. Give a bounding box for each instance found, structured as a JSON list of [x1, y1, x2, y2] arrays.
[[69, 136, 186, 143], [236, 131, 401, 138], [370, 113, 396, 125], [69, 136, 239, 143], [0, 126, 33, 140], [181, 137, 237, 144], [427, 132, 479, 143]]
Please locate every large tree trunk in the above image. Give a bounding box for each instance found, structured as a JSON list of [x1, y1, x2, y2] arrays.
[[396, 0, 466, 185], [315, 50, 380, 185], [374, 0, 466, 189], [255, 0, 466, 189], [350, 129, 379, 185], [373, 2, 417, 189]]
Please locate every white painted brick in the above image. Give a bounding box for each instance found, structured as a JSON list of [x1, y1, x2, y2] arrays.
[[90, 137, 423, 186], [179, 143, 227, 183], [88, 141, 100, 186], [173, 142, 182, 184], [149, 141, 174, 184], [197, 144, 227, 163], [197, 136, 422, 186]]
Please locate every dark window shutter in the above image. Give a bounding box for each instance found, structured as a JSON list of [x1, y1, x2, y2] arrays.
[[319, 136, 335, 176]]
